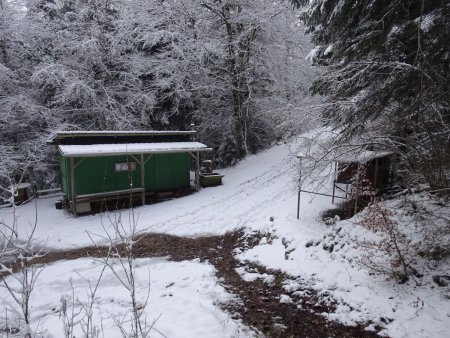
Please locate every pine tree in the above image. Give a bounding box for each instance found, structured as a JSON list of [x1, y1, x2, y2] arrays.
[[294, 0, 450, 189]]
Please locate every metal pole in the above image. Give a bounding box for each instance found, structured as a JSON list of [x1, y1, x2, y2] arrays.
[[297, 189, 350, 199], [296, 154, 304, 220]]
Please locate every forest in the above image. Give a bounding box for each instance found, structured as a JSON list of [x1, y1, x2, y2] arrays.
[[0, 1, 449, 337], [1, 0, 448, 197], [0, 0, 317, 190]]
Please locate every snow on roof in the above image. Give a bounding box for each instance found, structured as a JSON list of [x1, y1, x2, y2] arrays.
[[56, 130, 195, 136], [336, 150, 393, 163], [47, 130, 196, 144], [48, 130, 195, 142], [59, 142, 211, 157]]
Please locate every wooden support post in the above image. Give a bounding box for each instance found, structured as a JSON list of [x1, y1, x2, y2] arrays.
[[195, 151, 200, 191], [70, 157, 77, 216], [140, 154, 145, 206]]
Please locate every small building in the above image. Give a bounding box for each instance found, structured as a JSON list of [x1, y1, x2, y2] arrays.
[[48, 131, 211, 215], [335, 150, 392, 189], [333, 149, 393, 216]]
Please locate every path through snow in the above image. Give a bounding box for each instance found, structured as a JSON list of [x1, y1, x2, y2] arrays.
[[1, 138, 449, 337]]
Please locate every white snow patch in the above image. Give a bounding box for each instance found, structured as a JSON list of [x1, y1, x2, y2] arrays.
[[416, 12, 437, 32], [0, 258, 252, 337], [324, 44, 333, 56], [279, 294, 293, 304], [235, 266, 275, 284], [306, 46, 321, 63]]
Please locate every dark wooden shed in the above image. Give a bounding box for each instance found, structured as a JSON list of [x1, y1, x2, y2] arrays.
[[332, 149, 393, 215], [335, 150, 392, 189]]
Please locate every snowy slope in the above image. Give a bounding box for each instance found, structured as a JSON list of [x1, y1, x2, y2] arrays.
[[1, 137, 449, 338], [1, 140, 329, 249]]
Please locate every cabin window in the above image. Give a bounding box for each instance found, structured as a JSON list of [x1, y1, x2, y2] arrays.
[[114, 162, 136, 172]]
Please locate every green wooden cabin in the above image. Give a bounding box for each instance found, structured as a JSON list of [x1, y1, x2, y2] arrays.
[[49, 131, 211, 215]]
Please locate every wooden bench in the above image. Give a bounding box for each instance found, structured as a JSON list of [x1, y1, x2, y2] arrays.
[[71, 187, 145, 214], [75, 187, 145, 203]]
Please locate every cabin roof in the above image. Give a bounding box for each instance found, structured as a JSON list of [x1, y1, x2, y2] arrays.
[[48, 130, 196, 145], [58, 142, 211, 157], [53, 130, 195, 137]]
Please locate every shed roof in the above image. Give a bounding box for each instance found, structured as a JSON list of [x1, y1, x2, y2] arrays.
[[54, 130, 195, 137], [59, 142, 211, 157], [48, 130, 196, 145], [336, 150, 393, 163]]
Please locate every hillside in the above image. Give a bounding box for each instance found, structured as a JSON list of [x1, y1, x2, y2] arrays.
[[1, 136, 448, 337]]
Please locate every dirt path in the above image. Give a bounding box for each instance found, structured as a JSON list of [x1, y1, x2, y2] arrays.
[[208, 232, 381, 338], [3, 231, 382, 337]]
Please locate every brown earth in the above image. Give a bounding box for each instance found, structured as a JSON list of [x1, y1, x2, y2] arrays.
[[1, 230, 382, 337]]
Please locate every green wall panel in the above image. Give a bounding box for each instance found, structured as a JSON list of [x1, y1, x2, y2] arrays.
[[73, 156, 142, 196], [153, 153, 190, 191], [144, 155, 156, 191], [60, 152, 191, 199]]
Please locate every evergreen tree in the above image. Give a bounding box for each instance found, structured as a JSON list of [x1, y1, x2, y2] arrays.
[[293, 0, 450, 189]]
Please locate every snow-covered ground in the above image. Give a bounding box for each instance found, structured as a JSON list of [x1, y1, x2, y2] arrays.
[[1, 140, 308, 250], [1, 138, 449, 337], [1, 257, 250, 337]]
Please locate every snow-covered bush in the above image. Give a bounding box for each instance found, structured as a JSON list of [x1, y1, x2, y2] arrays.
[[358, 203, 412, 283], [357, 194, 450, 284]]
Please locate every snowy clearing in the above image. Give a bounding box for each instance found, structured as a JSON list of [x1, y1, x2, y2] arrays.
[[1, 138, 449, 337], [0, 257, 249, 337]]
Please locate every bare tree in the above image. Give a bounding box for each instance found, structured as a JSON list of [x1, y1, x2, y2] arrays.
[[357, 202, 412, 283], [59, 267, 106, 338], [88, 209, 157, 338], [0, 199, 45, 337]]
